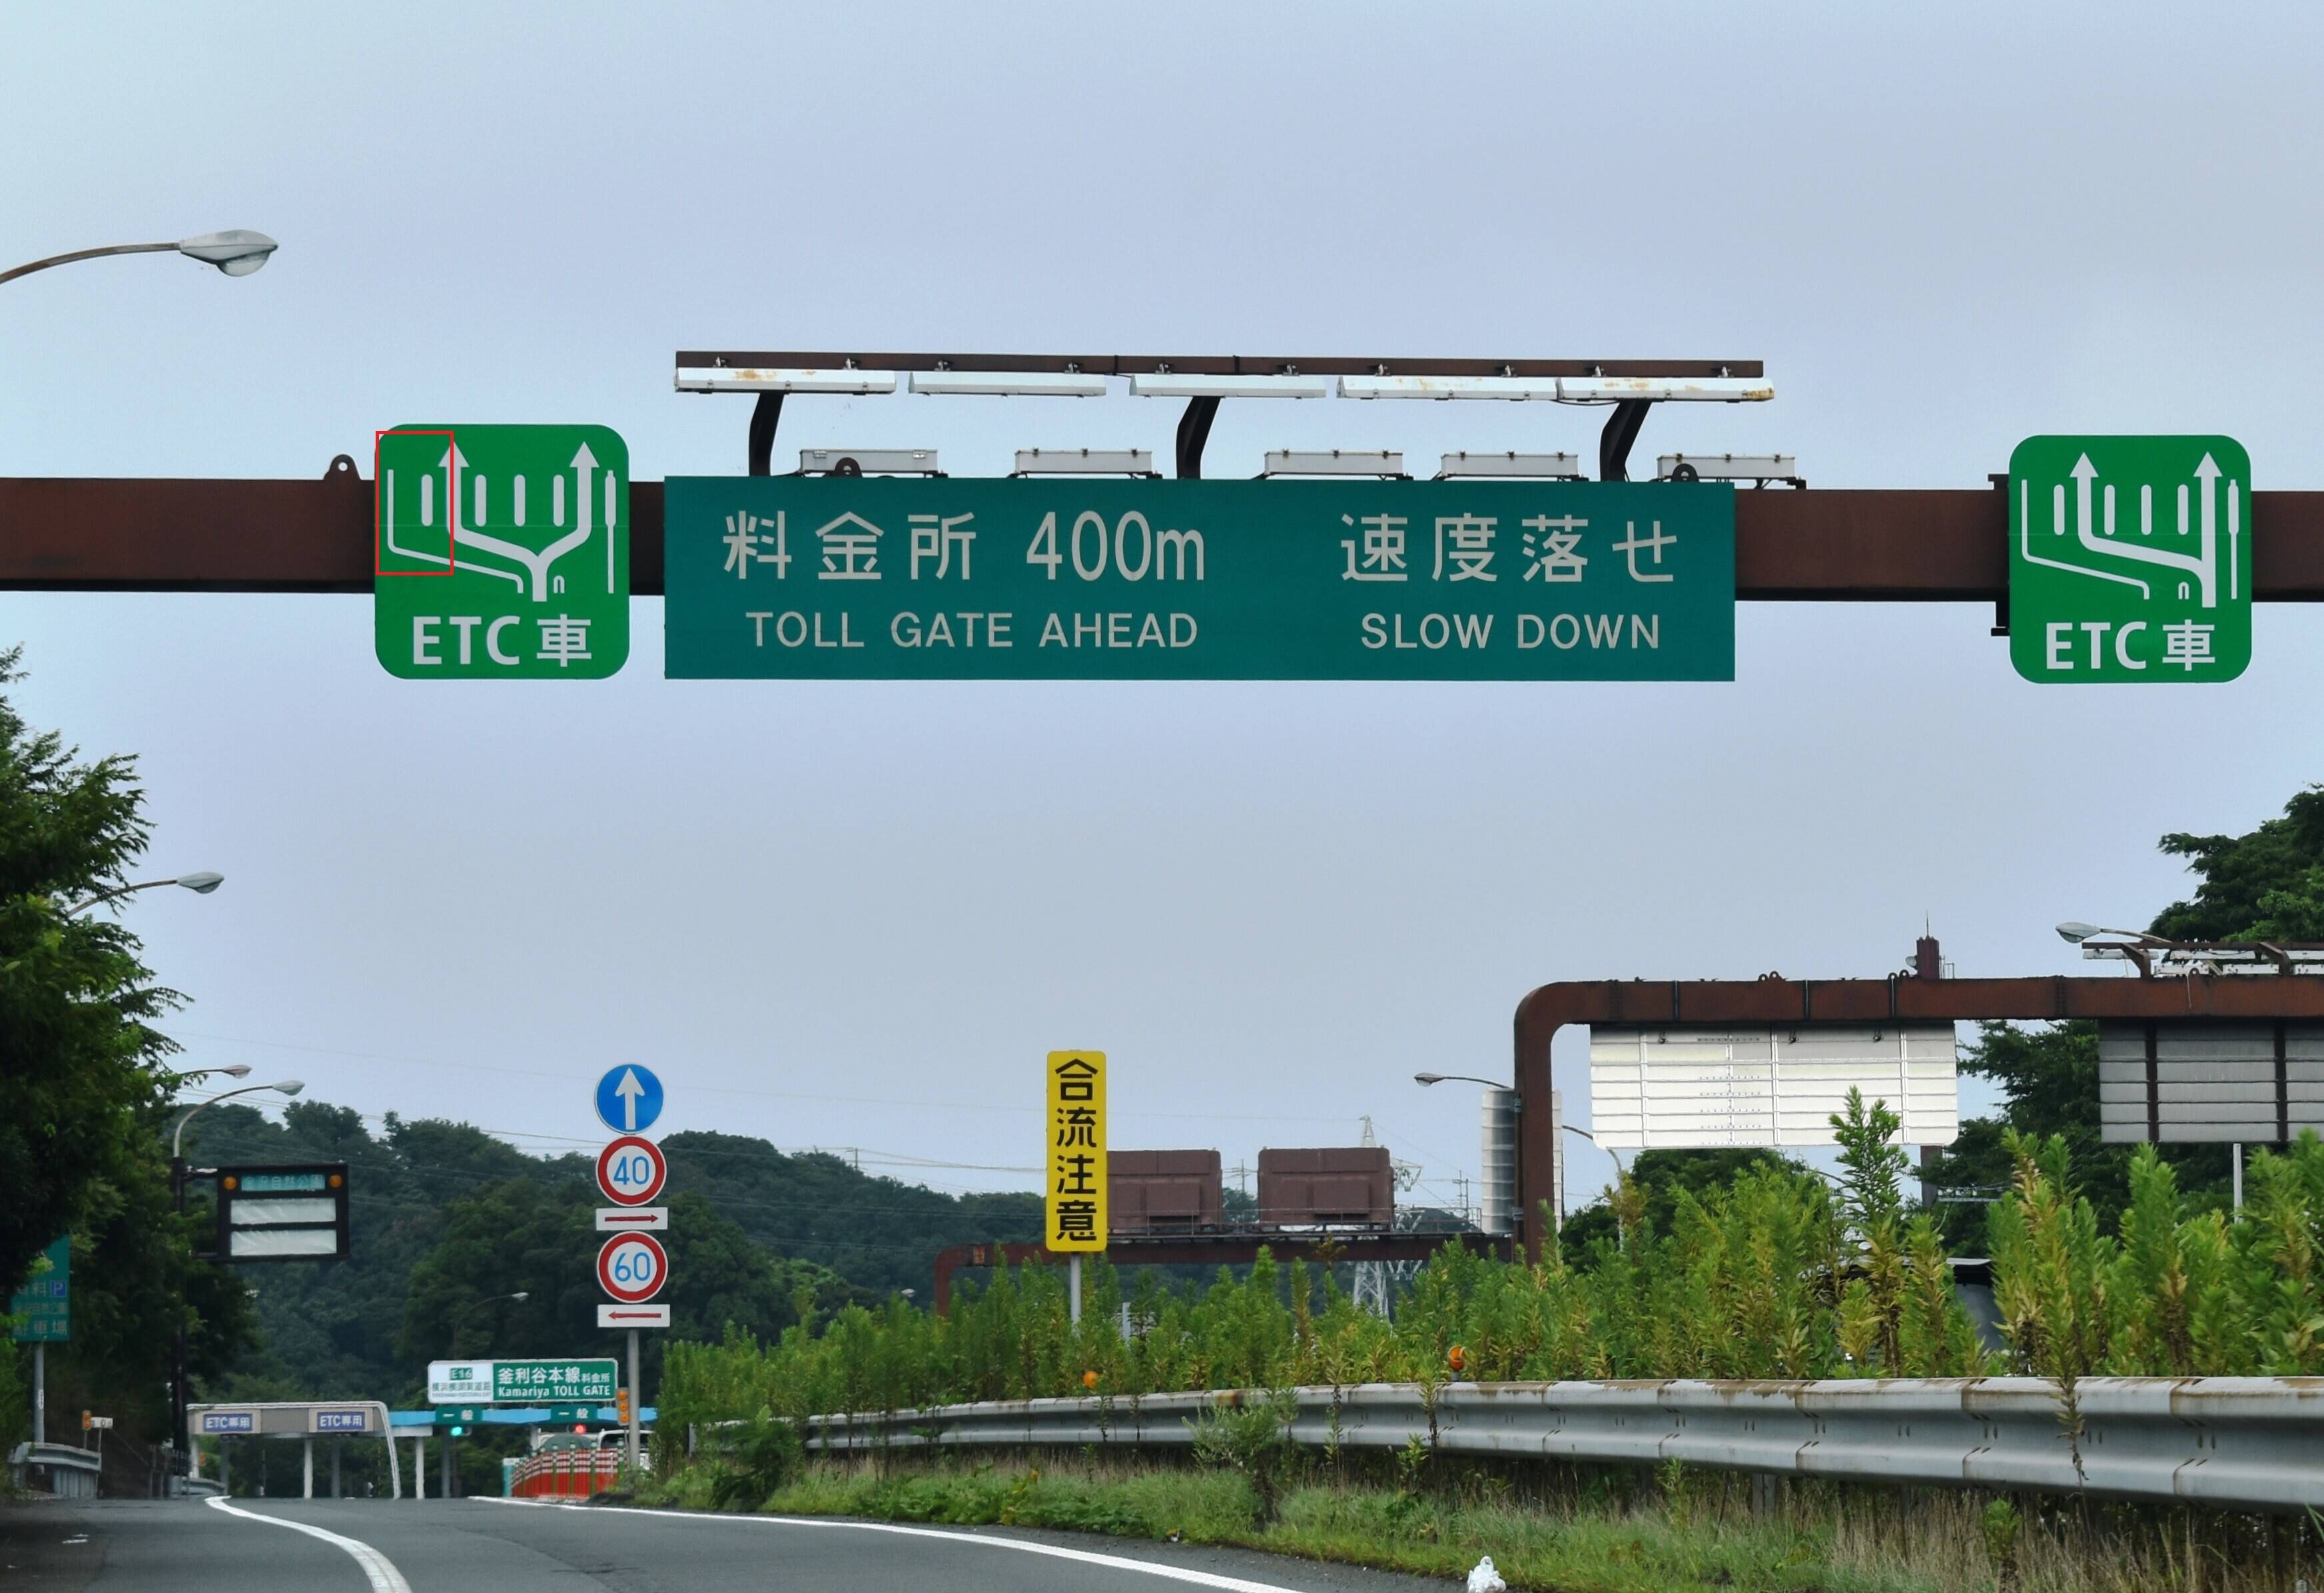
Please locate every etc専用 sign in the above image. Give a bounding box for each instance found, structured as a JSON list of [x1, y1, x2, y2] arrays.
[[665, 479, 1735, 681], [1045, 1052, 1107, 1251], [2008, 436, 2252, 683], [375, 424, 630, 679]]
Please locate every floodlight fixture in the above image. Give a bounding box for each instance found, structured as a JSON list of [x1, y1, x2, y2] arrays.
[[1130, 374, 1329, 400], [1559, 376, 1772, 403], [798, 448, 942, 477], [1012, 448, 1159, 478], [1260, 449, 1406, 479], [1437, 451, 1585, 481], [1657, 454, 1803, 487], [910, 371, 1108, 398], [1340, 374, 1561, 401], [677, 366, 899, 395]]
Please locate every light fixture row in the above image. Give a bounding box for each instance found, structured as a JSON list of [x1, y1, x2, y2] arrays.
[[677, 367, 1773, 404]]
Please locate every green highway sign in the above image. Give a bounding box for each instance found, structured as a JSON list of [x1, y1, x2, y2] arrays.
[[2008, 435, 2251, 683], [491, 1358, 617, 1403], [663, 479, 1735, 681], [374, 424, 629, 679], [9, 1236, 68, 1344]]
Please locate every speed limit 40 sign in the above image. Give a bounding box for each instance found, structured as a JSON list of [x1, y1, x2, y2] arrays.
[[597, 1233, 669, 1303], [596, 1135, 667, 1206]]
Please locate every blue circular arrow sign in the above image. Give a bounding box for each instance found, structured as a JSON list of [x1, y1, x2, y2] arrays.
[[593, 1064, 664, 1135]]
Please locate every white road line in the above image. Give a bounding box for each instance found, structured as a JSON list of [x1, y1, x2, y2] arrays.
[[204, 1496, 413, 1593], [476, 1496, 1316, 1593]]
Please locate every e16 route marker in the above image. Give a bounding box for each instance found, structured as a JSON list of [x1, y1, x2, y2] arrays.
[[593, 1064, 663, 1134], [595, 1135, 666, 1205], [597, 1233, 669, 1304]]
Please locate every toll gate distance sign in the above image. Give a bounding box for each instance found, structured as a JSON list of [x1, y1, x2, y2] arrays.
[[597, 1135, 666, 1206], [665, 478, 1735, 681]]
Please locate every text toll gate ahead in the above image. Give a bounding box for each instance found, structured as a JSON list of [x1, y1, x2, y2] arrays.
[[664, 479, 1735, 681]]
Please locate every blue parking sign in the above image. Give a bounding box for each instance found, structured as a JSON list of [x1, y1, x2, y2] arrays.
[[594, 1065, 663, 1135]]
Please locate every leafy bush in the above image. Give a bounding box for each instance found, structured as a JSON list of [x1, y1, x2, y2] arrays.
[[656, 1126, 2324, 1428]]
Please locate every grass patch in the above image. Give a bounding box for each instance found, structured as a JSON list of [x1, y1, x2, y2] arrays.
[[643, 1452, 2317, 1593]]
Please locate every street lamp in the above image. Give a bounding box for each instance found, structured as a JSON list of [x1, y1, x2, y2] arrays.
[[175, 1064, 252, 1085], [65, 871, 224, 918], [170, 1078, 302, 1462], [1413, 1072, 1512, 1091], [1, 231, 278, 286], [2056, 920, 2324, 978], [172, 1079, 302, 1160]]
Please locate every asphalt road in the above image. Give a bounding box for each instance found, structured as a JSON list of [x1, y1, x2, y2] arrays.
[[0, 1496, 1457, 1592]]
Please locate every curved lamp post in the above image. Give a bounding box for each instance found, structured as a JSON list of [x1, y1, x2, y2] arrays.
[[1, 231, 278, 286], [171, 1078, 302, 1459], [65, 871, 223, 917]]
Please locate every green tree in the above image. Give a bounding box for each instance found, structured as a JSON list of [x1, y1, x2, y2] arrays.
[[0, 647, 179, 1291], [2150, 785, 2324, 942], [1558, 1148, 1805, 1261]]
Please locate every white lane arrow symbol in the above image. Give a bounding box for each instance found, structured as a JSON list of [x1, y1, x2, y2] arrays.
[[2195, 453, 2222, 608], [615, 1066, 645, 1131], [2072, 453, 2098, 543], [572, 442, 597, 562]]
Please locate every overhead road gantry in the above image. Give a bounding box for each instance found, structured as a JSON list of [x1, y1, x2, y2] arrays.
[[16, 461, 2324, 608], [670, 349, 1770, 483], [1509, 960, 2324, 1259]]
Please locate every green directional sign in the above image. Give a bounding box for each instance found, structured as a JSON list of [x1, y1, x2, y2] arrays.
[[2008, 436, 2251, 683], [374, 424, 629, 679], [490, 1358, 617, 1403], [663, 478, 1735, 681], [9, 1237, 68, 1344]]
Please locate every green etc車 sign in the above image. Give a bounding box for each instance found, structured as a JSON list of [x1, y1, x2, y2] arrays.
[[2008, 436, 2252, 683], [662, 478, 1735, 681], [374, 424, 629, 679]]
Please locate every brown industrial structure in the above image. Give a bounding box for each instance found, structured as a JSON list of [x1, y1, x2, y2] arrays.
[[1256, 1146, 1394, 1227], [1107, 1150, 1224, 1233]]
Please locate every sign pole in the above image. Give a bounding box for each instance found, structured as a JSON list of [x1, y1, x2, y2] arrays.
[[1068, 1255, 1082, 1326], [31, 1343, 42, 1445], [625, 1329, 641, 1471], [2233, 1143, 2244, 1211]]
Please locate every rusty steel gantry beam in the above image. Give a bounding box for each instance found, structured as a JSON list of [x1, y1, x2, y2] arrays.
[[9, 465, 2324, 601], [1510, 972, 2324, 1259]]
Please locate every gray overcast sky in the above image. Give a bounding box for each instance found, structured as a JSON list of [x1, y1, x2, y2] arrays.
[[5, 2, 2322, 1209]]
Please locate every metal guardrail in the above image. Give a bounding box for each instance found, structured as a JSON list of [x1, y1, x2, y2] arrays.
[[8, 1441, 104, 1499], [808, 1379, 2324, 1514]]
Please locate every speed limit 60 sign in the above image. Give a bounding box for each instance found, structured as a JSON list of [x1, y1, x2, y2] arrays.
[[597, 1233, 669, 1303], [596, 1135, 666, 1206]]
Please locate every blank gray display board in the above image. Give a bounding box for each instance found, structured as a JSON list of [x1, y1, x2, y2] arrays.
[[1587, 1024, 1958, 1149], [2098, 1022, 2324, 1144]]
